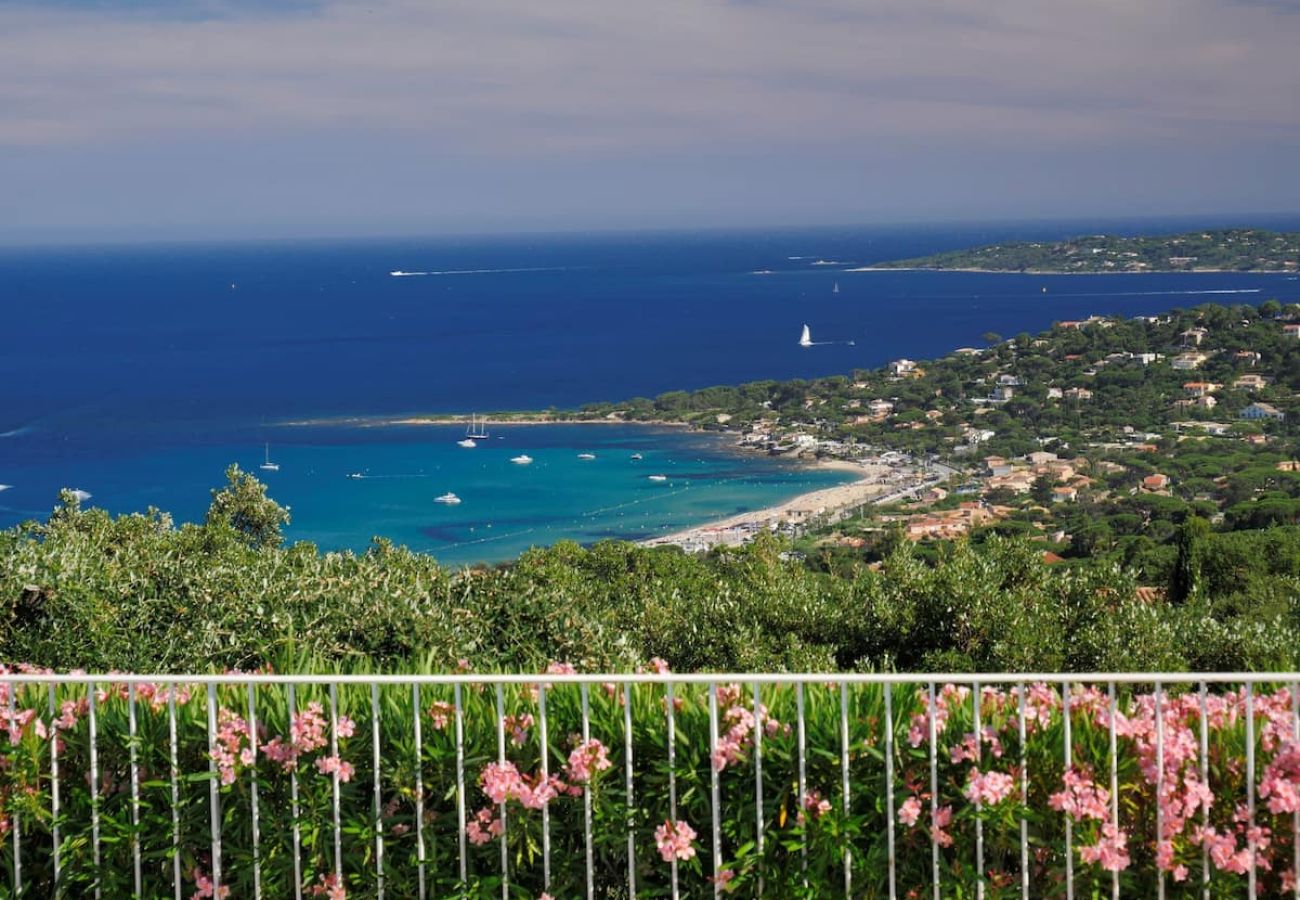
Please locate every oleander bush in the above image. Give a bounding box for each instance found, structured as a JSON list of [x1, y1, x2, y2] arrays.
[[2, 668, 1299, 898], [3, 472, 1299, 676]]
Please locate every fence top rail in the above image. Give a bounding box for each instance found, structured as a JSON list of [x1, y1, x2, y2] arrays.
[[1, 671, 1297, 687]]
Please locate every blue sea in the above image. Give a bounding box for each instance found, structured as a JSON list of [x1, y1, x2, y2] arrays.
[[4, 218, 1300, 563]]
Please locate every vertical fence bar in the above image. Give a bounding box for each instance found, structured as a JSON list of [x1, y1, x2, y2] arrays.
[[88, 683, 101, 900], [48, 684, 60, 894], [667, 681, 679, 900], [412, 683, 426, 900], [1108, 682, 1119, 900], [206, 684, 222, 896], [839, 681, 852, 897], [169, 684, 181, 900], [796, 681, 808, 886], [581, 684, 594, 900], [454, 683, 467, 889], [538, 684, 551, 892], [329, 683, 342, 882], [1245, 682, 1256, 899], [6, 679, 20, 897], [128, 683, 142, 898], [973, 681, 984, 900], [1154, 681, 1165, 900], [1018, 682, 1028, 900], [1063, 680, 1073, 900], [288, 684, 303, 900], [247, 684, 261, 900], [371, 683, 384, 900], [1199, 683, 1209, 900], [495, 684, 508, 899], [752, 681, 764, 898], [1293, 679, 1299, 900], [709, 684, 723, 898], [928, 682, 940, 900], [624, 683, 636, 898], [884, 684, 897, 900]]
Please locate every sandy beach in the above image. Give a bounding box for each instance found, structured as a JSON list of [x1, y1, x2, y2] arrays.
[[278, 413, 686, 428], [640, 458, 903, 549]]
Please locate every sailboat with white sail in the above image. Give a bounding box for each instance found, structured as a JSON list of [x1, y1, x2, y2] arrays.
[[260, 443, 280, 472], [799, 324, 813, 348]]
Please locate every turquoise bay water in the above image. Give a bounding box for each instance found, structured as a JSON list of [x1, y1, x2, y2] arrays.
[[1, 422, 851, 565]]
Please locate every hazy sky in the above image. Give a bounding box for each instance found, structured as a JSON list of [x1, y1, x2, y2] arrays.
[[2, 0, 1299, 242]]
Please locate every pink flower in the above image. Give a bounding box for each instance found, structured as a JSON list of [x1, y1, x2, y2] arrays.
[[504, 713, 534, 746], [314, 756, 355, 783], [964, 769, 1015, 806], [797, 790, 833, 824], [931, 805, 953, 848], [565, 738, 612, 784], [466, 806, 501, 845], [190, 867, 231, 899], [481, 761, 524, 804], [654, 819, 698, 862], [1049, 767, 1109, 822], [307, 873, 347, 899], [335, 716, 356, 739], [427, 701, 454, 731], [1078, 823, 1130, 872], [899, 796, 922, 827]]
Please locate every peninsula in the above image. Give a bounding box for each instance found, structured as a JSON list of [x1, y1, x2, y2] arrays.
[[868, 228, 1300, 274]]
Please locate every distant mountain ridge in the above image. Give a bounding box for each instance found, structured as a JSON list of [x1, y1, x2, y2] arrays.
[[873, 228, 1300, 274]]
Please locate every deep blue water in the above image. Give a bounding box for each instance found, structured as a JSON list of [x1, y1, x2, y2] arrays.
[[4, 219, 1300, 561]]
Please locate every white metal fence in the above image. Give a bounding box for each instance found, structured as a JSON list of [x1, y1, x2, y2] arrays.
[[1, 671, 1298, 899]]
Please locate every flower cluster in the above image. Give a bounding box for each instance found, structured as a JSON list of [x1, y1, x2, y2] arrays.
[[654, 818, 698, 862], [1049, 766, 1109, 822], [210, 709, 254, 786], [427, 701, 454, 731], [466, 806, 504, 845], [565, 738, 612, 784], [307, 873, 347, 899], [797, 789, 832, 824], [964, 768, 1015, 806], [711, 683, 786, 772], [189, 867, 229, 900]]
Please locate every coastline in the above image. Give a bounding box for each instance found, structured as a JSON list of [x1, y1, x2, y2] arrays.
[[848, 265, 1291, 275], [279, 413, 690, 429], [639, 457, 906, 550]]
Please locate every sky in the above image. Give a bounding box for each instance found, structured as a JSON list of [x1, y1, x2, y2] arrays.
[[1, 0, 1299, 243]]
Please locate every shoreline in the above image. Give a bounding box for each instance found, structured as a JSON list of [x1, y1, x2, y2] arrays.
[[848, 265, 1293, 275], [278, 413, 691, 429], [639, 457, 906, 550]]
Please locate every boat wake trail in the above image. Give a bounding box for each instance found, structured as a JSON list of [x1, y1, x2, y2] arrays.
[[389, 266, 579, 277], [1062, 288, 1263, 297]]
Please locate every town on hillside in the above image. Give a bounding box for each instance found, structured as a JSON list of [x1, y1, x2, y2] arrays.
[[586, 300, 1300, 572]]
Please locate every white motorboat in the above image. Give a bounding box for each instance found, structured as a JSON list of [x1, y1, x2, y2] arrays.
[[647, 474, 668, 482], [434, 492, 462, 504], [630, 453, 643, 461], [510, 454, 534, 465], [577, 453, 596, 460], [259, 443, 280, 472], [0, 484, 11, 492], [457, 438, 477, 448], [346, 472, 364, 480]]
